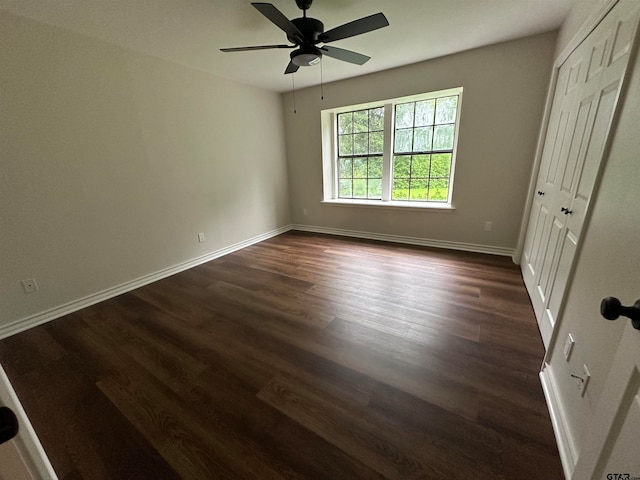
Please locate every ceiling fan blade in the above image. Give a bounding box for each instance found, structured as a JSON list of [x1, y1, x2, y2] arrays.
[[252, 3, 304, 43], [320, 46, 370, 65], [284, 61, 300, 74], [220, 44, 295, 52], [318, 12, 389, 44]]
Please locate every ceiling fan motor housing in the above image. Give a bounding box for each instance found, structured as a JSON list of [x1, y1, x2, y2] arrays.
[[289, 16, 324, 67], [288, 17, 324, 44]]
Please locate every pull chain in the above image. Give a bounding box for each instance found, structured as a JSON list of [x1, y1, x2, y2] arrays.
[[320, 60, 324, 100], [291, 73, 297, 114]]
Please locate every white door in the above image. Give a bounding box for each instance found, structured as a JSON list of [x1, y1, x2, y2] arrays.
[[571, 320, 640, 479], [0, 440, 38, 480], [0, 365, 57, 480], [522, 0, 640, 348]]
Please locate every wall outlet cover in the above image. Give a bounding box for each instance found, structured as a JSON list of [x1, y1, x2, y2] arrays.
[[21, 278, 39, 294], [580, 364, 591, 397]]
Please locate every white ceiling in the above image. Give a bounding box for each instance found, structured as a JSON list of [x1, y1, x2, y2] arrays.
[[0, 0, 575, 92]]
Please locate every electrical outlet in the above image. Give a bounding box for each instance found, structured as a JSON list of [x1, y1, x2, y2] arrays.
[[303, 208, 308, 216], [21, 278, 39, 294], [563, 334, 575, 361], [579, 364, 591, 397], [484, 221, 493, 231], [571, 364, 591, 397], [198, 233, 205, 243]]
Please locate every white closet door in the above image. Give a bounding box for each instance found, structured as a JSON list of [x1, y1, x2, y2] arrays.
[[522, 0, 640, 348]]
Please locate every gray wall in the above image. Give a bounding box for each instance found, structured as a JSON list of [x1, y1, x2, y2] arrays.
[[0, 12, 291, 329], [282, 32, 557, 251]]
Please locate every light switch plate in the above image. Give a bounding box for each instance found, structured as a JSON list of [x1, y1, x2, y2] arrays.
[[563, 333, 575, 361]]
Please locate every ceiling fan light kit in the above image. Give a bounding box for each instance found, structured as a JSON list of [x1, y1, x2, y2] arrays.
[[221, 0, 389, 74], [291, 45, 322, 66]]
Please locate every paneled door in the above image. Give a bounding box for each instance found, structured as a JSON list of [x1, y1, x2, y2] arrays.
[[521, 0, 640, 348], [0, 365, 57, 479], [571, 320, 640, 479]]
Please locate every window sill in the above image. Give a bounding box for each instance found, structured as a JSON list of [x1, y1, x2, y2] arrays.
[[321, 199, 455, 212]]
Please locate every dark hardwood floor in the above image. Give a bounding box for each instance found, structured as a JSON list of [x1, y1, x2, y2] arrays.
[[0, 232, 563, 479]]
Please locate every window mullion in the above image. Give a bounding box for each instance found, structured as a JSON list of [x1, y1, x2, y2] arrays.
[[381, 103, 393, 201], [332, 113, 338, 199]]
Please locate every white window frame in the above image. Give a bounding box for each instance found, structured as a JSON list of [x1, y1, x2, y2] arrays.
[[321, 87, 463, 211]]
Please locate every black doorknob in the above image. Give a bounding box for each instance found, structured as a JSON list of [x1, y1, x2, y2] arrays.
[[0, 406, 19, 445], [600, 297, 640, 330]]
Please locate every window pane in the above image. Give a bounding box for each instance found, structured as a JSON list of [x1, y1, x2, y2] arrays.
[[370, 107, 384, 131], [353, 110, 369, 133], [428, 178, 449, 201], [392, 178, 409, 200], [338, 135, 353, 155], [411, 154, 430, 177], [435, 96, 458, 124], [433, 124, 455, 150], [353, 179, 367, 198], [410, 178, 429, 200], [353, 158, 367, 177], [430, 153, 451, 178], [353, 133, 368, 155], [413, 127, 433, 152], [395, 103, 414, 129], [339, 179, 352, 197], [368, 157, 383, 177], [338, 113, 352, 134], [369, 131, 383, 154], [393, 155, 411, 178], [394, 129, 413, 153], [415, 100, 435, 126], [368, 179, 382, 198], [339, 158, 352, 178]]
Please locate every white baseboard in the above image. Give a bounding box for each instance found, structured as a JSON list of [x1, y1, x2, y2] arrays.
[[540, 365, 577, 479], [291, 224, 515, 257], [0, 225, 292, 340]]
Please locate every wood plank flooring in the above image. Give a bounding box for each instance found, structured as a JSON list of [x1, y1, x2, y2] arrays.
[[0, 232, 563, 479]]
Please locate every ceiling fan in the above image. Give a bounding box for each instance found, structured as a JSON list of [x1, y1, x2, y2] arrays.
[[221, 0, 389, 74]]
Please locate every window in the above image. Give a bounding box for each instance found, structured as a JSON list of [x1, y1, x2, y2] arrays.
[[337, 108, 384, 199], [392, 97, 458, 202], [322, 87, 462, 209]]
